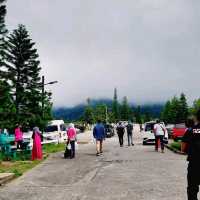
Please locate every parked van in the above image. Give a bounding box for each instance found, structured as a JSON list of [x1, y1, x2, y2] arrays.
[[43, 120, 67, 143]]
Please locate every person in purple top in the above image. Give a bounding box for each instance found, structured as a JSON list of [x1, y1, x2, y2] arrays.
[[93, 120, 106, 156]]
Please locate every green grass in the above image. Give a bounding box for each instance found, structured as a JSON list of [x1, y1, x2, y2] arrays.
[[0, 143, 66, 177], [0, 160, 41, 177], [170, 141, 181, 151], [42, 143, 65, 154]]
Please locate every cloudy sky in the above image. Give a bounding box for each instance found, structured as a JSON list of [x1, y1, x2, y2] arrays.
[[6, 0, 200, 107]]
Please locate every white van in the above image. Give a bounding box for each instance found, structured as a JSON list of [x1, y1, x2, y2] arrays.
[[43, 120, 67, 143], [142, 121, 168, 145]]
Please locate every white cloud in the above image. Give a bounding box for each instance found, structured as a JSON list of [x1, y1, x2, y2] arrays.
[[6, 0, 200, 106]]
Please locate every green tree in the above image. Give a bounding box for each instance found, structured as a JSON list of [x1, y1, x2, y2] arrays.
[[94, 104, 107, 123], [0, 0, 7, 70], [179, 93, 188, 121], [4, 25, 51, 128], [120, 96, 132, 121], [84, 106, 94, 124], [191, 98, 200, 115], [0, 80, 15, 128], [112, 88, 119, 122], [161, 100, 172, 124], [135, 106, 142, 124]]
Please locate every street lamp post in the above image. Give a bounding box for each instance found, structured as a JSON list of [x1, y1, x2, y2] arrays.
[[41, 75, 58, 133]]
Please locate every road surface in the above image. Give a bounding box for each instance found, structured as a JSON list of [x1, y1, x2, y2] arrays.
[[0, 128, 195, 200]]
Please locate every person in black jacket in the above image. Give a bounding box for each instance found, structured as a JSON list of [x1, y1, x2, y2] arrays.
[[182, 110, 200, 200], [126, 121, 134, 146], [116, 122, 125, 147]]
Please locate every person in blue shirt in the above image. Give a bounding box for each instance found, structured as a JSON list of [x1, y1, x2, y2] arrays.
[[93, 120, 106, 156]]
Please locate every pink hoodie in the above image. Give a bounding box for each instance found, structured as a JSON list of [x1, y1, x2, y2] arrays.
[[15, 127, 23, 142], [67, 128, 76, 141]]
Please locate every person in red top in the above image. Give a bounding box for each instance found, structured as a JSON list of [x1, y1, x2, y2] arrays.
[[67, 123, 77, 159], [14, 124, 23, 149]]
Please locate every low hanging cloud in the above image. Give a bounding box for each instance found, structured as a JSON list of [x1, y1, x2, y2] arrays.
[[6, 0, 200, 107]]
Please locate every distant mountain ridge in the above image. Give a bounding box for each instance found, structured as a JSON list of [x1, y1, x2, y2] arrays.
[[53, 98, 164, 121]]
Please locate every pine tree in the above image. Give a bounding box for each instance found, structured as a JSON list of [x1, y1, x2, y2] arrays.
[[135, 106, 142, 124], [94, 104, 107, 123], [161, 100, 171, 124], [4, 24, 51, 127], [120, 96, 132, 121], [179, 93, 188, 122], [112, 88, 119, 122], [0, 0, 7, 70], [0, 80, 15, 128]]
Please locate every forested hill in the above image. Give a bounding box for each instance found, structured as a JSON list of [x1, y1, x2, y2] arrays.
[[53, 99, 164, 121]]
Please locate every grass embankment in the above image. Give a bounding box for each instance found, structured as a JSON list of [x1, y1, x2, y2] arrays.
[[170, 141, 181, 151], [0, 143, 66, 177]]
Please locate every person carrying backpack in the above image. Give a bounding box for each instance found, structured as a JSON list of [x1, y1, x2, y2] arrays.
[[126, 121, 134, 146], [116, 122, 125, 147], [153, 119, 166, 153]]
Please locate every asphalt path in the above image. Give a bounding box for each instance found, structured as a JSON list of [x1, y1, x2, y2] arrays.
[[0, 129, 195, 200]]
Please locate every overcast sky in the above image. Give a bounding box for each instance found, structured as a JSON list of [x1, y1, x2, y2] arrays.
[[6, 0, 200, 107]]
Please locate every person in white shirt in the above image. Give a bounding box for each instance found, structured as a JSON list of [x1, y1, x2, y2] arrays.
[[154, 119, 166, 153]]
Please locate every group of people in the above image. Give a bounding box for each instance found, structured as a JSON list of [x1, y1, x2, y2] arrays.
[[13, 125, 43, 161], [93, 120, 134, 156]]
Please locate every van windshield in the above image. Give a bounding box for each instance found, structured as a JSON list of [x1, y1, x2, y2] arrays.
[[45, 125, 58, 132]]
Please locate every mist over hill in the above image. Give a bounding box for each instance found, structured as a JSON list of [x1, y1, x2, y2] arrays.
[[53, 99, 164, 121]]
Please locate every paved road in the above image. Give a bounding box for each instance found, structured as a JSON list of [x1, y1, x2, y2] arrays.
[[0, 128, 196, 200]]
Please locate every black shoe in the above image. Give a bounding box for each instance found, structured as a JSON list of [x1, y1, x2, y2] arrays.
[[96, 153, 100, 156], [132, 144, 134, 146]]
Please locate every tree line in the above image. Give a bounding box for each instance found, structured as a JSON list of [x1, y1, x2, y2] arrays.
[[161, 93, 200, 124], [83, 88, 154, 124], [0, 1, 52, 130]]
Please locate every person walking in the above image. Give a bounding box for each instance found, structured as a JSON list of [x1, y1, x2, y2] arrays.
[[127, 121, 134, 146], [32, 127, 43, 160], [93, 120, 106, 156], [116, 122, 125, 147], [182, 110, 200, 200], [153, 119, 166, 153], [14, 124, 23, 149], [67, 123, 77, 159]]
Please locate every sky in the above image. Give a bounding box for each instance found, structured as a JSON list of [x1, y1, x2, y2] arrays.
[[6, 0, 200, 107]]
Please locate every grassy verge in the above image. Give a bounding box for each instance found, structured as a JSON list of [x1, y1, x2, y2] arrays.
[[0, 143, 66, 177], [170, 141, 181, 151]]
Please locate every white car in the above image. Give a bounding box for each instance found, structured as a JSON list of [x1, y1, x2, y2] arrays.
[[43, 120, 67, 143], [142, 121, 168, 145]]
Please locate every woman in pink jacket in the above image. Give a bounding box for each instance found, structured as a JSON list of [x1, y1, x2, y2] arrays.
[[14, 125, 23, 149], [67, 123, 77, 159]]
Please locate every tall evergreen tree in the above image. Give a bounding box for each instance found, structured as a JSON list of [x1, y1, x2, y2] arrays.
[[135, 106, 142, 124], [0, 0, 7, 70], [4, 24, 51, 127], [179, 93, 188, 122], [120, 96, 132, 121], [161, 100, 171, 124], [112, 88, 119, 122], [0, 80, 15, 128], [94, 104, 107, 123]]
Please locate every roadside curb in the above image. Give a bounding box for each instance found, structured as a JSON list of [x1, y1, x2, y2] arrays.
[[165, 144, 186, 155], [0, 173, 15, 186]]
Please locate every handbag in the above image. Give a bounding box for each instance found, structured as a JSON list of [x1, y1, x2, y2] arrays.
[[64, 145, 71, 158]]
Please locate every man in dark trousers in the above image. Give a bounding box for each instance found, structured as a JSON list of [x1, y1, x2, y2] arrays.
[[116, 122, 125, 147], [182, 109, 200, 200], [126, 121, 134, 146]]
